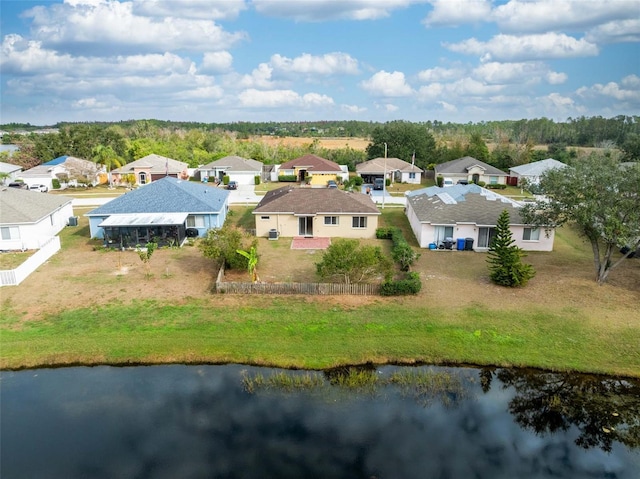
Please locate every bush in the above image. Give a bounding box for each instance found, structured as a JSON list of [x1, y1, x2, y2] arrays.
[[381, 272, 422, 295], [486, 184, 507, 190], [52, 178, 61, 189], [223, 175, 230, 185], [254, 176, 261, 185], [436, 175, 444, 187], [278, 175, 298, 182]]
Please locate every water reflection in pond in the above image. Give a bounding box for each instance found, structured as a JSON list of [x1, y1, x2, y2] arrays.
[[1, 365, 638, 479]]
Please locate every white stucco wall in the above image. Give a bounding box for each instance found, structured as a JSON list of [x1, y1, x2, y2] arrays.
[[1, 202, 73, 250], [255, 213, 378, 239]]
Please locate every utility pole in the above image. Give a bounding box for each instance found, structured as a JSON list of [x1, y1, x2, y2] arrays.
[[382, 142, 387, 209]]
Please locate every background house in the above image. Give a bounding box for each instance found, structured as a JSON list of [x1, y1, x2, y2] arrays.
[[197, 156, 263, 185], [272, 154, 347, 186], [86, 176, 229, 247], [509, 158, 567, 186], [20, 155, 102, 190], [253, 186, 380, 239], [356, 157, 423, 185], [0, 187, 74, 250], [405, 184, 554, 251], [0, 161, 23, 184], [434, 157, 508, 186], [111, 154, 189, 186]]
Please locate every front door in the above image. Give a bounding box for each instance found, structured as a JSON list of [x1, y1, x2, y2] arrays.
[[298, 217, 313, 237]]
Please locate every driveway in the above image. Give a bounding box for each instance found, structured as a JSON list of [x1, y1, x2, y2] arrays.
[[361, 184, 406, 206]]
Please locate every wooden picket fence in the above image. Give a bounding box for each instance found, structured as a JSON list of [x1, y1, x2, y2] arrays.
[[214, 266, 380, 295]]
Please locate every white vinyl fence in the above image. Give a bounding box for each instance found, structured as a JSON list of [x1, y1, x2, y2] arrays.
[[0, 236, 61, 287]]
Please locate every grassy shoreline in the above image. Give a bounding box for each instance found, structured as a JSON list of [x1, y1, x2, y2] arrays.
[[2, 297, 639, 377]]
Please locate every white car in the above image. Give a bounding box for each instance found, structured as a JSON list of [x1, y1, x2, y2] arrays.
[[29, 184, 48, 192]]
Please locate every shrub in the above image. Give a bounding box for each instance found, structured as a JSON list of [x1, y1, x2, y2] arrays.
[[380, 272, 421, 295], [278, 175, 298, 182], [352, 176, 364, 186], [254, 176, 261, 185], [223, 175, 230, 185], [436, 175, 444, 187], [52, 178, 61, 189]]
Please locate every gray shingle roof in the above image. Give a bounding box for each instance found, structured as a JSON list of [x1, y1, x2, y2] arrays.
[[112, 154, 188, 175], [434, 156, 507, 176], [509, 158, 567, 176], [0, 161, 21, 174], [198, 156, 262, 172], [279, 154, 342, 172], [86, 177, 228, 216], [253, 186, 380, 215], [407, 185, 524, 225], [1, 187, 73, 224], [356, 157, 423, 174]]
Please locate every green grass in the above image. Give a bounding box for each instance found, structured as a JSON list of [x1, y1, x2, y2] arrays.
[[2, 298, 638, 376]]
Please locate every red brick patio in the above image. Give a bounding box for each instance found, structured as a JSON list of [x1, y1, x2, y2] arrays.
[[290, 237, 331, 250]]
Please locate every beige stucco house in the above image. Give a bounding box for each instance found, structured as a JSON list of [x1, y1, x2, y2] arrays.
[[111, 154, 189, 186], [434, 156, 508, 186], [253, 186, 380, 239]]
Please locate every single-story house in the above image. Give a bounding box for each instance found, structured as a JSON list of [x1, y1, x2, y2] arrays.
[[111, 154, 189, 187], [509, 158, 567, 186], [356, 157, 423, 185], [273, 154, 348, 186], [0, 186, 74, 250], [405, 184, 555, 251], [0, 161, 23, 184], [197, 156, 263, 185], [253, 186, 380, 239], [434, 156, 508, 186], [19, 155, 103, 190], [86, 176, 229, 247]]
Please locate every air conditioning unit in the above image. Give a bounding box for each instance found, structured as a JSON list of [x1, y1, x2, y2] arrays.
[[68, 216, 79, 226]]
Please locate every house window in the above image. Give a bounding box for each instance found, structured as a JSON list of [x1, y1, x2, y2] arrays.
[[260, 216, 270, 220], [352, 216, 367, 228], [409, 173, 416, 179], [186, 215, 205, 228], [523, 227, 540, 241], [490, 176, 498, 184], [324, 216, 338, 225], [1, 226, 20, 240], [478, 227, 496, 248], [139, 172, 148, 185]]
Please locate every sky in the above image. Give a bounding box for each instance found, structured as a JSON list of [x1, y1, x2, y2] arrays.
[[0, 0, 639, 125]]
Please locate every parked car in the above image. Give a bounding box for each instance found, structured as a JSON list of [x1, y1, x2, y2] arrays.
[[29, 184, 48, 192], [443, 179, 454, 187], [226, 181, 238, 190], [373, 177, 384, 190], [327, 180, 338, 188], [8, 182, 27, 189]]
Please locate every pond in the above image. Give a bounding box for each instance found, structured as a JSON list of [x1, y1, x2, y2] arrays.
[[1, 364, 639, 478]]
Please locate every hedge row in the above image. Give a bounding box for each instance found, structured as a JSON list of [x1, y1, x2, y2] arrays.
[[376, 227, 422, 296]]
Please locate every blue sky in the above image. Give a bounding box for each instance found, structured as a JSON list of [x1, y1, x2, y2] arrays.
[[1, 0, 638, 125]]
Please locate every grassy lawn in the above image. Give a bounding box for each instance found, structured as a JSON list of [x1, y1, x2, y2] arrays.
[[1, 206, 639, 377]]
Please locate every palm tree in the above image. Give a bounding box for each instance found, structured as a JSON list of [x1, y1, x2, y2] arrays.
[[91, 145, 123, 185]]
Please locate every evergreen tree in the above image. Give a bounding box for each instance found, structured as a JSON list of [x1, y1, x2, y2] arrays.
[[487, 210, 535, 287]]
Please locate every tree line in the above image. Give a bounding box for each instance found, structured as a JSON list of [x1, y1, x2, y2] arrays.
[[1, 117, 638, 173]]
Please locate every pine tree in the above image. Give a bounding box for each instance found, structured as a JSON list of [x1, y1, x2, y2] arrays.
[[487, 210, 536, 287]]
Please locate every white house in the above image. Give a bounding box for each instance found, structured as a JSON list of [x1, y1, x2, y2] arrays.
[[0, 161, 22, 184], [509, 158, 567, 186], [405, 184, 555, 252], [20, 155, 103, 190], [356, 157, 423, 185], [0, 186, 74, 250], [197, 156, 264, 185], [434, 156, 508, 186]]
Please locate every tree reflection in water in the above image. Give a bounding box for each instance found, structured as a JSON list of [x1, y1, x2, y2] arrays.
[[480, 367, 640, 452]]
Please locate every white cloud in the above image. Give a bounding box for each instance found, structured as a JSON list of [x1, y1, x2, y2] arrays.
[[174, 85, 225, 100], [201, 51, 233, 73], [417, 66, 463, 82], [577, 75, 640, 104], [585, 18, 640, 44], [72, 96, 110, 109], [437, 101, 457, 112], [342, 104, 367, 113], [492, 0, 640, 34], [24, 0, 247, 54], [360, 71, 414, 97], [252, 0, 417, 22], [445, 33, 599, 62], [384, 103, 399, 112], [423, 0, 491, 27], [473, 61, 566, 85], [270, 52, 359, 76], [237, 88, 334, 108], [239, 63, 277, 89], [132, 0, 246, 20], [417, 83, 444, 101]]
